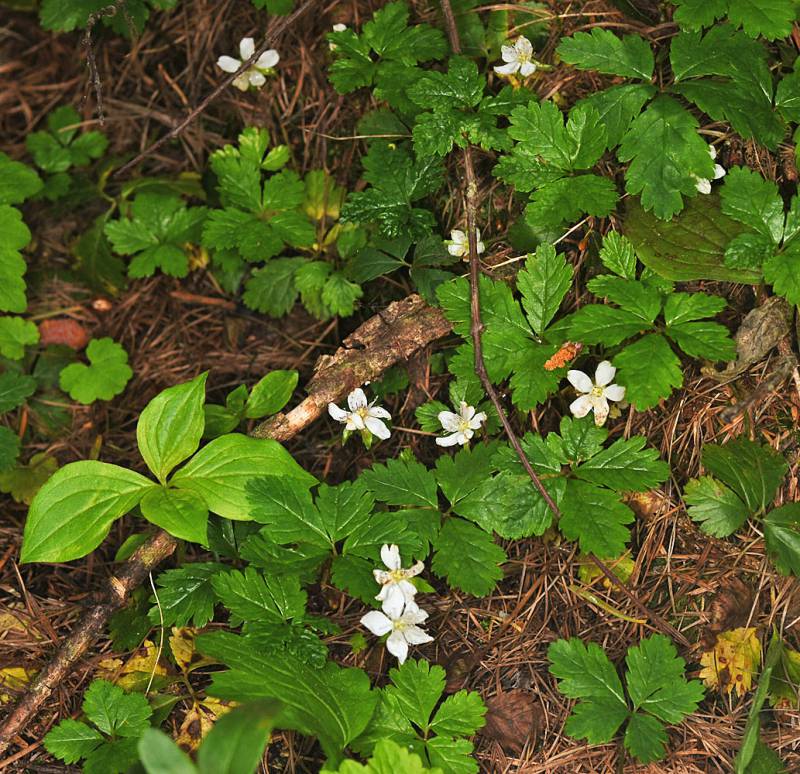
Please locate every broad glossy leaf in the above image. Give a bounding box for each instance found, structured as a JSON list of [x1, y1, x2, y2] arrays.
[[138, 729, 197, 774], [21, 461, 153, 563], [197, 701, 277, 774], [172, 434, 316, 521], [245, 370, 298, 418], [137, 373, 207, 482], [139, 486, 209, 545]]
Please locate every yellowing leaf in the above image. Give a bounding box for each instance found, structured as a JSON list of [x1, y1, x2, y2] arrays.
[[0, 667, 35, 704], [96, 639, 168, 692], [577, 552, 635, 590], [176, 703, 215, 752], [700, 627, 761, 696], [169, 627, 196, 671]]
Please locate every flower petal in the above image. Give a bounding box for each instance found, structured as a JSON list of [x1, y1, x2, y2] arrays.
[[404, 602, 428, 624], [567, 369, 593, 393], [695, 177, 711, 195], [381, 585, 406, 619], [381, 544, 401, 571], [519, 60, 537, 77], [462, 403, 476, 421], [365, 416, 391, 440], [386, 631, 409, 664], [348, 388, 368, 411], [239, 37, 255, 60], [404, 625, 434, 646], [595, 360, 616, 386], [217, 55, 241, 73], [592, 396, 610, 426], [256, 49, 279, 69], [500, 44, 516, 63], [515, 36, 533, 57], [604, 384, 626, 402], [232, 73, 251, 91], [436, 432, 462, 447], [469, 411, 487, 430], [450, 229, 466, 244], [713, 164, 726, 180], [248, 70, 266, 87], [350, 412, 366, 430], [407, 561, 424, 578], [368, 405, 392, 420], [328, 402, 348, 422], [361, 610, 392, 636], [447, 243, 466, 257], [708, 145, 717, 160], [569, 394, 593, 419], [493, 62, 519, 76], [374, 570, 391, 586], [438, 410, 462, 432]]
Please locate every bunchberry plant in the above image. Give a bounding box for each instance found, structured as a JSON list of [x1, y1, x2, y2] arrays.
[[549, 634, 704, 764], [683, 437, 800, 574]]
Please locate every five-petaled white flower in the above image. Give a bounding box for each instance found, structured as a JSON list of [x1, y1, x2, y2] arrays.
[[567, 361, 625, 427], [694, 145, 726, 195], [328, 387, 391, 440], [494, 36, 538, 78], [373, 544, 424, 617], [436, 401, 487, 447], [447, 228, 485, 259], [217, 37, 280, 92], [360, 600, 434, 665]]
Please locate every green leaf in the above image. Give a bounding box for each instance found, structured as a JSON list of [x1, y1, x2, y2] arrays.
[[0, 152, 42, 205], [613, 334, 682, 410], [82, 679, 152, 737], [624, 712, 667, 764], [575, 84, 656, 149], [623, 193, 760, 282], [586, 275, 662, 322], [725, 232, 774, 271], [567, 304, 650, 346], [575, 436, 668, 492], [171, 434, 316, 521], [0, 427, 20, 473], [726, 0, 796, 40], [137, 373, 207, 483], [44, 719, 104, 764], [435, 441, 500, 506], [666, 320, 736, 360], [517, 244, 573, 335], [548, 637, 629, 742], [198, 631, 377, 761], [197, 701, 277, 774], [21, 461, 153, 563], [764, 504, 800, 576], [559, 479, 635, 558], [764, 244, 800, 307], [140, 487, 209, 545], [720, 167, 784, 243], [684, 476, 750, 537], [408, 55, 484, 111], [59, 337, 132, 403], [0, 316, 39, 360], [384, 659, 445, 732], [83, 738, 140, 774], [243, 258, 304, 317], [557, 416, 608, 462], [138, 729, 197, 774], [701, 437, 787, 513], [211, 566, 306, 623], [431, 518, 505, 596], [672, 0, 728, 29], [360, 457, 438, 508], [599, 231, 638, 279], [321, 271, 364, 317], [0, 452, 58, 504], [0, 205, 32, 313], [618, 96, 715, 220], [332, 739, 443, 773], [245, 370, 298, 418], [557, 28, 654, 79], [0, 371, 36, 412], [149, 562, 225, 627], [429, 691, 486, 738], [425, 737, 477, 774], [247, 477, 330, 548]]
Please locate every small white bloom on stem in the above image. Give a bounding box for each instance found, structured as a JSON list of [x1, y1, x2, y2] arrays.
[[360, 600, 433, 664], [694, 145, 726, 194], [567, 361, 625, 427], [436, 401, 487, 447], [329, 23, 347, 50], [373, 544, 424, 617], [328, 387, 391, 441], [494, 36, 538, 77], [217, 37, 280, 92], [446, 228, 485, 259]]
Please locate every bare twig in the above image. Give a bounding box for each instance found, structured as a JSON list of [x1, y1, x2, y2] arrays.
[[112, 0, 317, 178], [439, 0, 689, 650], [0, 293, 451, 755]]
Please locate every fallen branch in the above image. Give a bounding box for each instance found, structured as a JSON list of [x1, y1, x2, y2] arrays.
[[0, 293, 451, 756], [439, 0, 689, 652]]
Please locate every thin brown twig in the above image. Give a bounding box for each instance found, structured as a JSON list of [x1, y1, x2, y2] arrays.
[[112, 0, 317, 178], [439, 0, 689, 651]]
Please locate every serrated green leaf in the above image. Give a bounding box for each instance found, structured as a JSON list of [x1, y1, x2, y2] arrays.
[[0, 316, 39, 360], [517, 244, 572, 335], [82, 679, 152, 737], [764, 243, 800, 306], [0, 206, 30, 314], [361, 457, 438, 508], [724, 232, 774, 272], [0, 452, 58, 504], [720, 167, 784, 243], [0, 371, 36, 412], [212, 566, 306, 623], [21, 461, 152, 563], [567, 304, 650, 345], [586, 275, 662, 322], [726, 0, 796, 40], [44, 719, 104, 764], [148, 562, 225, 627], [408, 55, 484, 111], [137, 729, 198, 774], [0, 426, 20, 473], [557, 28, 654, 79], [623, 711, 667, 763], [430, 690, 486, 738], [599, 231, 638, 278], [83, 737, 140, 774], [435, 441, 499, 506], [613, 334, 682, 410], [684, 476, 750, 537], [140, 487, 209, 545], [242, 258, 303, 316], [765, 504, 800, 576], [575, 84, 656, 149], [431, 518, 505, 596], [575, 436, 668, 491], [384, 659, 445, 732], [0, 152, 42, 205], [59, 337, 132, 404], [425, 736, 477, 774], [524, 174, 619, 229]]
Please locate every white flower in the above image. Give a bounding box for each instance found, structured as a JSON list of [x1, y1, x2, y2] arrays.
[[567, 361, 625, 427], [446, 228, 485, 259], [494, 36, 538, 78], [328, 387, 391, 440], [329, 23, 347, 50], [373, 544, 424, 617], [436, 401, 487, 447], [361, 600, 434, 664], [217, 37, 280, 92], [694, 145, 726, 194]]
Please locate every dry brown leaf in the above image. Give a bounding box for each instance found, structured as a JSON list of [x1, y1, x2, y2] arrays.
[[701, 578, 755, 649], [38, 318, 90, 350], [481, 690, 540, 754]]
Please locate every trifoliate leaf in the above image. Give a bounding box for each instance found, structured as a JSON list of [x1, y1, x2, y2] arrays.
[[430, 691, 486, 738], [385, 659, 445, 732], [431, 518, 505, 596], [575, 436, 669, 492], [559, 479, 635, 558], [575, 83, 656, 149], [557, 28, 654, 79], [720, 167, 784, 244], [148, 562, 226, 628], [59, 337, 132, 403], [612, 334, 682, 410], [0, 317, 40, 360], [764, 504, 800, 576], [701, 437, 787, 513], [211, 566, 306, 624], [82, 679, 152, 738], [26, 106, 107, 173], [242, 257, 304, 316], [618, 96, 714, 220], [0, 152, 43, 205], [684, 476, 750, 537], [599, 231, 638, 279], [0, 371, 36, 413]]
